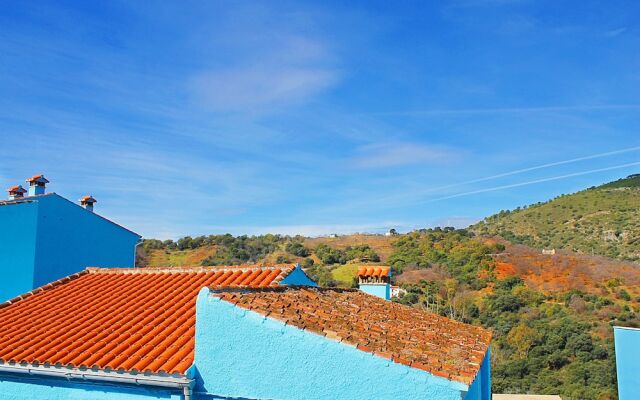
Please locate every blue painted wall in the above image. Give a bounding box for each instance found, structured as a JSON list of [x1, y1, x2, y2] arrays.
[[0, 374, 181, 400], [32, 195, 140, 288], [194, 288, 481, 400], [463, 348, 491, 400], [360, 283, 390, 300], [614, 326, 640, 400], [0, 194, 140, 301], [0, 201, 39, 301]]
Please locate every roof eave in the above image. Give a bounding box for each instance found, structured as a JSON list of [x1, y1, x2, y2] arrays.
[[0, 362, 194, 390]]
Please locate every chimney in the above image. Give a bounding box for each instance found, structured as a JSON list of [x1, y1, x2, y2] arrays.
[[79, 195, 97, 212], [357, 266, 391, 300], [25, 174, 49, 196], [7, 185, 27, 200]]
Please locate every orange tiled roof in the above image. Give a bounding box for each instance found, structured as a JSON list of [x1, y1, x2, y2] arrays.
[[214, 286, 491, 385], [25, 174, 49, 184], [357, 266, 390, 278], [79, 195, 97, 203], [7, 185, 27, 194], [0, 265, 297, 376]]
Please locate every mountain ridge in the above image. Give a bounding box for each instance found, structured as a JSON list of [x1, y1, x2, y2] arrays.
[[471, 174, 640, 262]]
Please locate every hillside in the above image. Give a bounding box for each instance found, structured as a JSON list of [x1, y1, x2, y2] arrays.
[[138, 229, 640, 399], [472, 174, 640, 262]]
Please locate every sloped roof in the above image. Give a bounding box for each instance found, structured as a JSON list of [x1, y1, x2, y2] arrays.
[[25, 174, 49, 184], [213, 286, 491, 385], [357, 266, 390, 278], [6, 185, 27, 194], [0, 193, 140, 237], [0, 265, 298, 376], [79, 195, 97, 204]]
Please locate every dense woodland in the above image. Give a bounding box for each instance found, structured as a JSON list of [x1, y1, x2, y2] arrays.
[[389, 230, 632, 399]]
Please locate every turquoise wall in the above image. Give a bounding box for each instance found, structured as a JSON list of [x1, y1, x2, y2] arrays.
[[614, 326, 640, 400], [0, 194, 140, 301], [0, 375, 181, 400], [32, 195, 140, 287], [360, 283, 390, 300], [0, 202, 39, 301], [194, 288, 475, 400], [463, 348, 491, 400]]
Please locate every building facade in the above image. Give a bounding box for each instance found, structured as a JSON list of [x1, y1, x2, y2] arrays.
[[0, 176, 140, 301], [358, 266, 391, 300], [614, 326, 640, 400]]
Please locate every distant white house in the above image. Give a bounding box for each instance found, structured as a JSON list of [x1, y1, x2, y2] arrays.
[[390, 285, 406, 298], [542, 249, 556, 255]]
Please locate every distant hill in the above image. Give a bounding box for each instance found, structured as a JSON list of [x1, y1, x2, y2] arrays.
[[472, 174, 640, 262], [139, 229, 639, 398]]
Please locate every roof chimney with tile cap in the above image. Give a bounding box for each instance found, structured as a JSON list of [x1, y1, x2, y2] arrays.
[[7, 185, 27, 200], [79, 195, 97, 212], [26, 174, 49, 196], [357, 266, 391, 300]]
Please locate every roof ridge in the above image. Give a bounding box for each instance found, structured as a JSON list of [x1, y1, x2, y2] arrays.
[[86, 264, 298, 275], [209, 285, 358, 295], [0, 270, 89, 309]]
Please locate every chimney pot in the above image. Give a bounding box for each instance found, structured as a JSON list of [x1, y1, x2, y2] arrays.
[[79, 195, 97, 212], [7, 185, 27, 200], [25, 174, 49, 196]]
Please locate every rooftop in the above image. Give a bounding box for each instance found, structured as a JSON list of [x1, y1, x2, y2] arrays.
[[79, 195, 97, 204], [25, 174, 49, 184], [0, 265, 491, 385], [357, 266, 390, 278], [214, 286, 491, 384], [7, 185, 27, 194], [0, 265, 298, 376]]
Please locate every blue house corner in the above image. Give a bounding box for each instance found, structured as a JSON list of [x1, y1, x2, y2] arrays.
[[0, 175, 141, 301]]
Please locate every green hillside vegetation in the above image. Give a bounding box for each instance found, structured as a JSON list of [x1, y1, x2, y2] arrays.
[[472, 174, 640, 262], [138, 234, 383, 286], [390, 229, 635, 399], [140, 227, 640, 399]]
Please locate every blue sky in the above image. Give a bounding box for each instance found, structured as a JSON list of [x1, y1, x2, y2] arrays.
[[1, 0, 639, 239]]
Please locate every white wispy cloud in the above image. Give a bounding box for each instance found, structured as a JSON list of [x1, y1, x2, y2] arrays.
[[604, 27, 627, 38], [187, 6, 342, 113], [190, 65, 339, 113], [349, 142, 462, 169], [368, 104, 640, 117]]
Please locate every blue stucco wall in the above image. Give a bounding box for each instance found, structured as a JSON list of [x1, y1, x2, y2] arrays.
[[0, 374, 181, 400], [360, 283, 390, 300], [463, 348, 491, 400], [0, 202, 39, 301], [279, 265, 317, 286], [614, 326, 640, 400], [32, 194, 140, 287], [194, 288, 471, 400]]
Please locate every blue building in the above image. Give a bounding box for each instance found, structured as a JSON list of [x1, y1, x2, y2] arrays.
[[0, 175, 141, 301], [0, 265, 491, 400], [614, 326, 640, 400], [358, 265, 391, 299]]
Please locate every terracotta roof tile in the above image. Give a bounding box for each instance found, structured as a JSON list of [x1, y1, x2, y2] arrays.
[[357, 266, 390, 278], [79, 195, 97, 204], [212, 287, 491, 385], [26, 174, 49, 184], [0, 265, 297, 376], [6, 185, 27, 194]]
